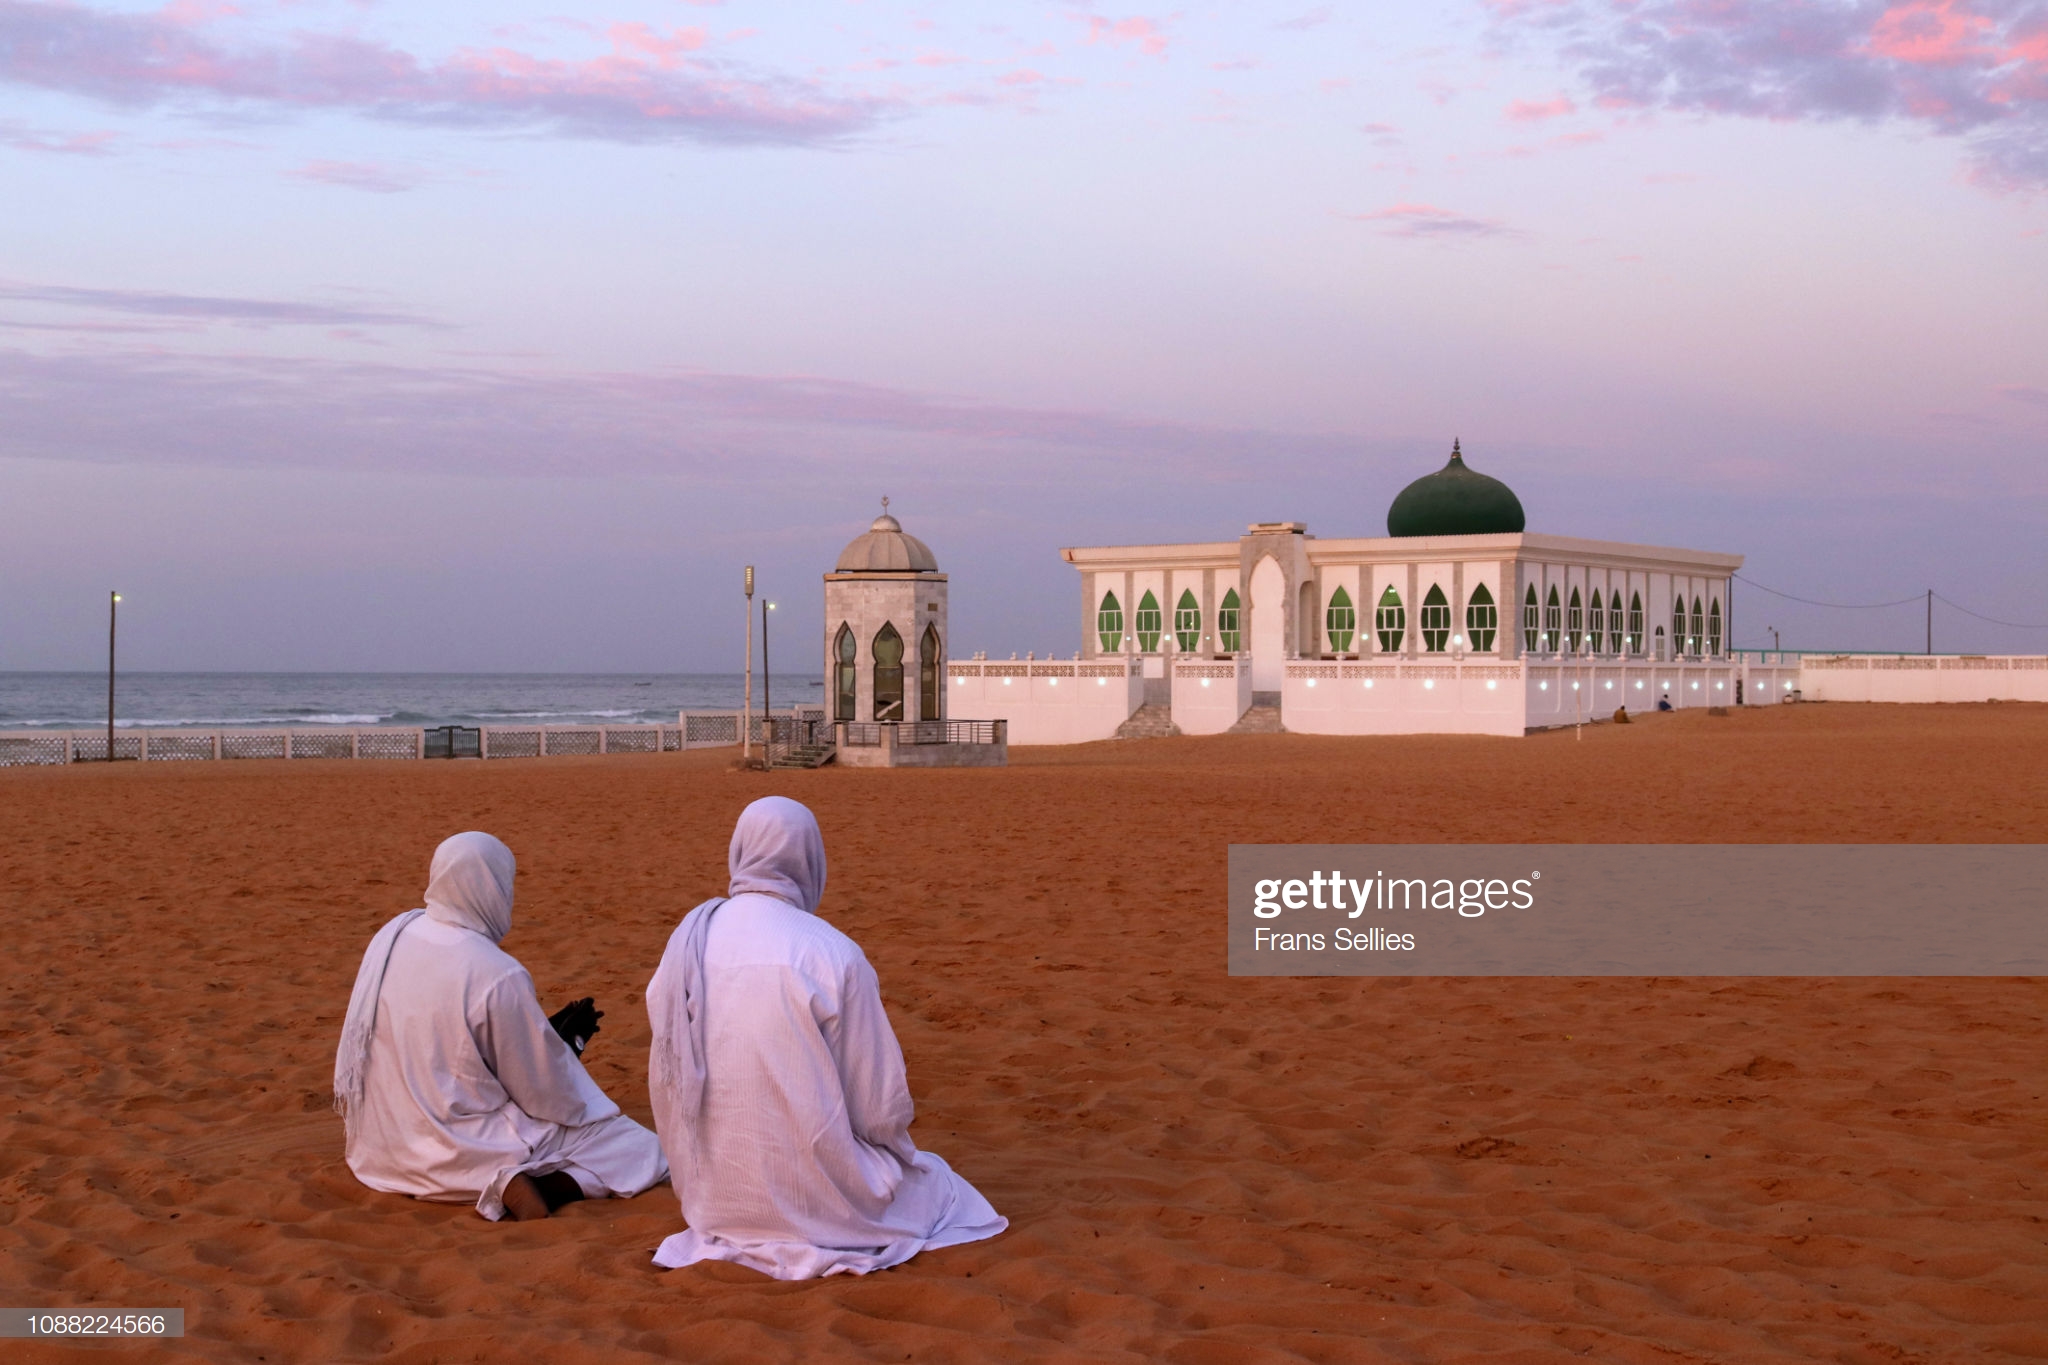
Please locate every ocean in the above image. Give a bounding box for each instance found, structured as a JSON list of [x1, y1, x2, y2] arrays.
[[0, 673, 827, 731]]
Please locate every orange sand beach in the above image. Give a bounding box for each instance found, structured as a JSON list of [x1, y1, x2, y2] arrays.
[[3, 703, 2045, 1362]]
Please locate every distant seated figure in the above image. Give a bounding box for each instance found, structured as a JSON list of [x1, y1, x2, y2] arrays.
[[647, 796, 1006, 1278], [1613, 705, 1630, 724], [334, 832, 668, 1222], [1657, 694, 1675, 711]]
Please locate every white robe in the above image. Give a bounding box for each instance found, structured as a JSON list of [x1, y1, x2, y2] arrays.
[[647, 891, 1006, 1277], [346, 915, 668, 1219]]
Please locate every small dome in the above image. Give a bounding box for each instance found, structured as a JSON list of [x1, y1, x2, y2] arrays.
[[835, 506, 939, 572], [1386, 440, 1526, 537]]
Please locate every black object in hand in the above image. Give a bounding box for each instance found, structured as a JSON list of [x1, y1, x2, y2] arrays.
[[548, 997, 603, 1054]]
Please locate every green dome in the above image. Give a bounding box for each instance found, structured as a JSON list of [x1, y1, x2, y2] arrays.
[[1386, 440, 1525, 537]]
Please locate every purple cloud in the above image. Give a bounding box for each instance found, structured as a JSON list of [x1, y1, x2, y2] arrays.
[[0, 117, 115, 153], [0, 280, 442, 328], [1997, 383, 2048, 407], [0, 0, 884, 146], [1489, 0, 2048, 190], [1347, 202, 1519, 238], [288, 159, 426, 194]]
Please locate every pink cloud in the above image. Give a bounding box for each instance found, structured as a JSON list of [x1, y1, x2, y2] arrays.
[[0, 119, 116, 154], [289, 159, 424, 194], [1506, 94, 1576, 121], [1347, 202, 1519, 239], [997, 69, 1046, 86], [0, 0, 881, 146], [1084, 15, 1169, 58]]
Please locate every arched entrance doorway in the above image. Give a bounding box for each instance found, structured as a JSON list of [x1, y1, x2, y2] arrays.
[[1249, 555, 1284, 691]]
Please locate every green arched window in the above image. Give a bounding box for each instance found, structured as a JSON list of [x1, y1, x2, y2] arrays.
[[1628, 591, 1644, 655], [1375, 585, 1405, 653], [919, 623, 941, 721], [1690, 597, 1705, 657], [1708, 597, 1723, 656], [1325, 586, 1356, 653], [1545, 586, 1561, 653], [1421, 584, 1451, 652], [1523, 585, 1540, 653], [833, 623, 856, 722], [1217, 588, 1242, 652], [1097, 591, 1123, 653], [872, 623, 905, 721], [1134, 590, 1162, 652], [1174, 588, 1201, 652], [1466, 583, 1497, 652], [1587, 591, 1605, 654], [1671, 598, 1686, 658], [1566, 587, 1583, 653]]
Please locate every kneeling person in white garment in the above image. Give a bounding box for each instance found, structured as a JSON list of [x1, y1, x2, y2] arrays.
[[335, 831, 668, 1221], [647, 796, 1006, 1278]]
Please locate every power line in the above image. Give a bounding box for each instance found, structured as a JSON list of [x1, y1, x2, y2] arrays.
[[1731, 574, 1921, 611], [1932, 593, 2048, 630]]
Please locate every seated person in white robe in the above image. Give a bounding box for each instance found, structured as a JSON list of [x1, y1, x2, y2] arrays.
[[647, 796, 1006, 1278], [335, 831, 668, 1222]]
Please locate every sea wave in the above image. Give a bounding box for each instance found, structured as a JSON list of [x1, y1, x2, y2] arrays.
[[2, 714, 395, 729]]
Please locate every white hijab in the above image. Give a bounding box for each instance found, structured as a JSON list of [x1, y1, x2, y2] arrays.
[[334, 832, 517, 1144], [655, 798, 828, 1138]]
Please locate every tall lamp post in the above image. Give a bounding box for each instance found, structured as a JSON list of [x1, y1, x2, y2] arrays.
[[763, 600, 776, 722], [743, 566, 755, 762], [107, 590, 121, 762]]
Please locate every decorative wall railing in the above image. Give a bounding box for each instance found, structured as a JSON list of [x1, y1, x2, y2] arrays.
[[0, 724, 709, 768], [947, 660, 1133, 679], [838, 720, 1004, 747]]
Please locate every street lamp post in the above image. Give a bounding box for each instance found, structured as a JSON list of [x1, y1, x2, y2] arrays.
[[107, 591, 121, 762], [763, 600, 776, 722], [743, 567, 755, 762]]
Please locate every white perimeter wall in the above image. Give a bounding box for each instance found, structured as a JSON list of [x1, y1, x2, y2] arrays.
[[1524, 662, 1736, 723], [1796, 656, 2048, 703], [1172, 660, 1251, 735], [946, 660, 1140, 744], [1281, 661, 1526, 737]]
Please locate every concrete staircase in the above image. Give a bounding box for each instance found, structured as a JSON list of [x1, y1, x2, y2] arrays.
[[768, 741, 836, 769], [1227, 692, 1285, 734], [1113, 703, 1181, 740]]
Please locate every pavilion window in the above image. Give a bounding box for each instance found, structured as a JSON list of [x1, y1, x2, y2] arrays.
[[1420, 584, 1451, 652], [1523, 586, 1540, 653], [872, 623, 905, 722], [919, 623, 941, 721], [1217, 589, 1242, 652], [1174, 589, 1201, 652], [1097, 591, 1124, 653], [1628, 592, 1644, 655], [1690, 597, 1705, 657], [1465, 583, 1497, 652], [1375, 585, 1405, 653], [833, 624, 856, 722], [1587, 592, 1604, 654], [1325, 586, 1356, 654], [1544, 586, 1561, 653], [1134, 590, 1162, 652]]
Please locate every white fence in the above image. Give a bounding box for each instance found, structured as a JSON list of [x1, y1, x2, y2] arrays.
[[945, 658, 1143, 745]]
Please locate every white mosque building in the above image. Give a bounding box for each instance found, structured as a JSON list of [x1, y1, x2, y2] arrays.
[[944, 443, 1795, 741]]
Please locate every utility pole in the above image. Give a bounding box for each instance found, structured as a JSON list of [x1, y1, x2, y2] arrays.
[[107, 590, 121, 762], [743, 566, 755, 762], [763, 600, 774, 723], [1926, 589, 1932, 656]]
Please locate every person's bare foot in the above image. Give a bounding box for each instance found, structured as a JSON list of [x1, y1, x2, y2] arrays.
[[501, 1174, 550, 1222]]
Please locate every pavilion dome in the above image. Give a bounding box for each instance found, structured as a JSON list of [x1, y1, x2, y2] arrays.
[[1386, 440, 1526, 537], [835, 506, 939, 572]]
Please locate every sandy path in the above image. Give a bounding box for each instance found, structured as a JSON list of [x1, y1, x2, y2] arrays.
[[2, 703, 2044, 1362]]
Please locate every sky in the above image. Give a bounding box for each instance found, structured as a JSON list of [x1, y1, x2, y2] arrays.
[[2, 0, 2045, 670]]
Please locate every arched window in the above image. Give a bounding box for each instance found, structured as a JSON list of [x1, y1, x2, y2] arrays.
[[1654, 624, 1667, 662], [1672, 598, 1686, 658], [833, 624, 856, 722], [1628, 591, 1644, 655], [1544, 586, 1561, 653], [1325, 586, 1356, 653], [1523, 585, 1539, 653], [1420, 584, 1451, 652], [1217, 588, 1242, 652], [1135, 590, 1162, 652], [872, 623, 904, 722], [919, 623, 941, 722], [1587, 591, 1605, 654], [1375, 585, 1405, 653], [1097, 591, 1123, 654], [1174, 588, 1201, 652], [1466, 583, 1497, 652], [1708, 597, 1723, 656], [1566, 587, 1583, 653], [1690, 597, 1705, 657], [1609, 590, 1625, 654]]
